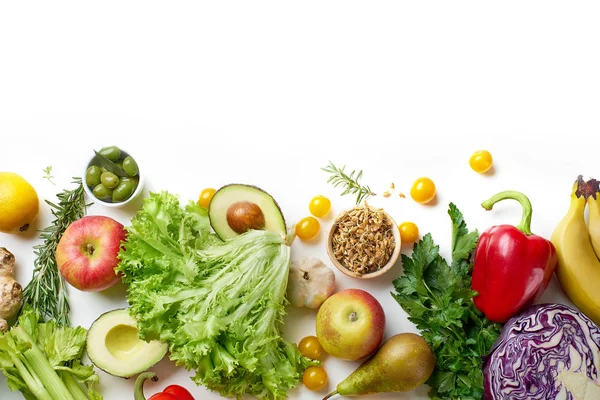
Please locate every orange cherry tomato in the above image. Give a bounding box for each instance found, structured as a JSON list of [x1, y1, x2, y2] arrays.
[[399, 222, 419, 243], [303, 366, 328, 391], [298, 336, 323, 360], [295, 217, 320, 241], [410, 177, 436, 204], [309, 195, 331, 218], [198, 188, 216, 209], [469, 150, 493, 173]]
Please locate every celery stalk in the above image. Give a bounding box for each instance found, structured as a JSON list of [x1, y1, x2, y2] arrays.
[[13, 326, 76, 400], [23, 349, 75, 400], [0, 335, 53, 400], [1, 308, 101, 400], [61, 371, 89, 400], [8, 351, 53, 400]]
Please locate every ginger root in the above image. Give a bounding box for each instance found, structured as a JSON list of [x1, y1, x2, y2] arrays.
[[0, 247, 22, 332]]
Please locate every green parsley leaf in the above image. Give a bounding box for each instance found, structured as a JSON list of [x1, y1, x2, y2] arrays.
[[391, 203, 502, 400], [453, 231, 479, 261]]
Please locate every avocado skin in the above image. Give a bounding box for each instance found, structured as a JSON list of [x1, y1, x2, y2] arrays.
[[86, 308, 168, 378], [208, 183, 287, 241]]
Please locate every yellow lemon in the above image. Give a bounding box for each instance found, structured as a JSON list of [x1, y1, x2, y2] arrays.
[[0, 172, 40, 233]]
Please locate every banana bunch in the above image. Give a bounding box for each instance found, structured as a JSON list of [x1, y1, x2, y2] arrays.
[[552, 176, 600, 325]]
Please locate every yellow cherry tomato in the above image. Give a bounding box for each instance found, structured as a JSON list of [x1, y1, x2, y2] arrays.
[[298, 336, 323, 360], [303, 366, 328, 391], [295, 217, 320, 241], [198, 188, 216, 208], [399, 222, 419, 243], [309, 195, 331, 218], [469, 150, 493, 173], [410, 177, 436, 204]]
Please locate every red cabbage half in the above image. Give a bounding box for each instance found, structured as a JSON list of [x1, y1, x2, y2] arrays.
[[484, 303, 600, 399]]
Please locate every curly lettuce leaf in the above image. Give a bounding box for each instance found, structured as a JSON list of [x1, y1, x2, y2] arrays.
[[118, 192, 314, 399]]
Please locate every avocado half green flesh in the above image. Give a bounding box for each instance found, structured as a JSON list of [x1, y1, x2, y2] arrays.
[[209, 184, 286, 240], [86, 308, 168, 378]]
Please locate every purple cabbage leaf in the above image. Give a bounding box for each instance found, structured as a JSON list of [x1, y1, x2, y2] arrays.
[[484, 303, 600, 400]]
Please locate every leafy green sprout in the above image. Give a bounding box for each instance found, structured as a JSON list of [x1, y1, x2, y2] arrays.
[[43, 166, 55, 185]]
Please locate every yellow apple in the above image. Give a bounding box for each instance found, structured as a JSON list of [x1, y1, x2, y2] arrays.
[[316, 288, 386, 360]]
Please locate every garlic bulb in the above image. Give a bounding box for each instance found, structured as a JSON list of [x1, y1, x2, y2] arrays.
[[287, 257, 336, 309]]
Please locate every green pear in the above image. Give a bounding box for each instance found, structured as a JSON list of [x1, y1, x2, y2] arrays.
[[323, 333, 436, 399]]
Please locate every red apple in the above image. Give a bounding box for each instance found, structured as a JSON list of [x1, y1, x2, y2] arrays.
[[56, 215, 126, 292], [316, 288, 385, 361]]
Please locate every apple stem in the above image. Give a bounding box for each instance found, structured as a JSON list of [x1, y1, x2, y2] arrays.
[[86, 243, 94, 255], [349, 311, 358, 322], [322, 390, 338, 400]]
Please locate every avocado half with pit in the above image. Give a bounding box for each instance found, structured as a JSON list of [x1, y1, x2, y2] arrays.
[[208, 184, 286, 240], [86, 308, 168, 378]]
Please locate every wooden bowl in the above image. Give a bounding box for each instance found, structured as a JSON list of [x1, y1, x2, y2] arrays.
[[326, 208, 402, 279]]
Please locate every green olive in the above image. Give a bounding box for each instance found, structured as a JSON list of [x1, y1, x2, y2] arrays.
[[100, 172, 120, 189], [85, 165, 102, 187], [93, 183, 113, 200], [112, 181, 134, 203], [101, 167, 108, 174], [98, 146, 121, 162], [122, 156, 139, 177], [121, 177, 139, 193]]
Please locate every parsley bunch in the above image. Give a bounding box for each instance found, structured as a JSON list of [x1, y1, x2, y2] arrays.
[[392, 204, 502, 400]]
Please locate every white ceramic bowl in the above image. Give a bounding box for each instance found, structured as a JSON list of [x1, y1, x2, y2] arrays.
[[82, 147, 144, 208]]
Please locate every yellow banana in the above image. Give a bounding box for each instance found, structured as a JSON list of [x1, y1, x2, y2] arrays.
[[588, 193, 600, 259], [551, 180, 600, 326]]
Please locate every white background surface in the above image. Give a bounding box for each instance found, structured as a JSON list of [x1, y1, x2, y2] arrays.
[[1, 2, 600, 399]]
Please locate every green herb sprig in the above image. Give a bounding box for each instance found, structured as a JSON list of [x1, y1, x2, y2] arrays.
[[22, 178, 90, 326], [322, 161, 375, 205], [392, 204, 502, 399], [42, 166, 55, 185]]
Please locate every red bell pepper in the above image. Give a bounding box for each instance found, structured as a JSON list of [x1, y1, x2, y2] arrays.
[[472, 190, 557, 323], [135, 372, 195, 400]]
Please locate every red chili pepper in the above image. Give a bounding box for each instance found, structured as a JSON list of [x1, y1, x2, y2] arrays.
[[472, 190, 558, 323], [135, 372, 195, 400]]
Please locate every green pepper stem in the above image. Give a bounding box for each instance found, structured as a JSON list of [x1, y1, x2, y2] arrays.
[[134, 372, 158, 400], [481, 190, 533, 235]]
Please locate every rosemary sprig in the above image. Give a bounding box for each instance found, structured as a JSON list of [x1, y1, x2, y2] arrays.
[[22, 178, 90, 326], [42, 166, 55, 185], [322, 161, 375, 205]]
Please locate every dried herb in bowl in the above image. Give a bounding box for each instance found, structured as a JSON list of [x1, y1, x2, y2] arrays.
[[330, 205, 396, 275]]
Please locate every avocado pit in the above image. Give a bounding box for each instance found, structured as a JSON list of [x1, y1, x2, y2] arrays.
[[226, 201, 266, 234], [208, 184, 287, 240]]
